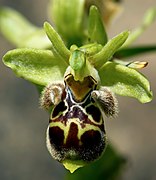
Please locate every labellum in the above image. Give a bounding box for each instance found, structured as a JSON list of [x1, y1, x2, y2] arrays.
[[40, 50, 118, 173]]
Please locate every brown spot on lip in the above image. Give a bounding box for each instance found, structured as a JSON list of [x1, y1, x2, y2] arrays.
[[81, 130, 101, 147], [48, 126, 64, 148], [86, 105, 101, 122], [52, 101, 67, 118], [80, 130, 106, 161]]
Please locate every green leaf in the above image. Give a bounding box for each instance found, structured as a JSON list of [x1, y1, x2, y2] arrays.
[[115, 45, 156, 59], [122, 7, 156, 47], [99, 62, 153, 103], [49, 0, 85, 46], [0, 7, 51, 49], [88, 6, 108, 45], [65, 145, 126, 179], [90, 31, 129, 69], [44, 22, 71, 62], [3, 48, 68, 86]]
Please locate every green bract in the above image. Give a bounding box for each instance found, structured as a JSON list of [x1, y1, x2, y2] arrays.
[[0, 7, 51, 49], [49, 0, 85, 46], [88, 6, 108, 45]]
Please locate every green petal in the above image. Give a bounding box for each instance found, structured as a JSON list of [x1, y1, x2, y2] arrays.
[[44, 22, 71, 62], [3, 48, 68, 86], [0, 7, 51, 49], [99, 62, 153, 103], [90, 31, 129, 69], [88, 6, 107, 45], [49, 0, 85, 46]]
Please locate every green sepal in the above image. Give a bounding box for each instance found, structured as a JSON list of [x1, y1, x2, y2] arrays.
[[88, 6, 108, 45], [99, 62, 153, 103], [44, 22, 71, 62], [0, 7, 51, 49], [49, 0, 85, 46], [3, 48, 68, 86], [90, 31, 129, 69]]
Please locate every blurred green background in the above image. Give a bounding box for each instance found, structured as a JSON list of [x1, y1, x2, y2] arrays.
[[0, 0, 156, 179]]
